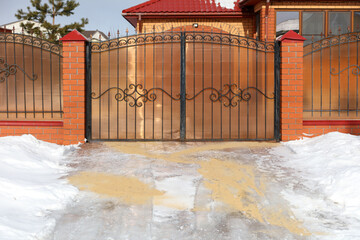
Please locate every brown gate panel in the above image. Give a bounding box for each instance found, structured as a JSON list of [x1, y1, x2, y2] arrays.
[[304, 32, 360, 119], [89, 32, 277, 141], [0, 33, 63, 120]]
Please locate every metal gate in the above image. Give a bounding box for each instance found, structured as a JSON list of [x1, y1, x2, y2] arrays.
[[87, 31, 280, 141]]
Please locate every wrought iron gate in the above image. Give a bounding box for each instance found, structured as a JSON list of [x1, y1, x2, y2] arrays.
[[87, 31, 280, 141]]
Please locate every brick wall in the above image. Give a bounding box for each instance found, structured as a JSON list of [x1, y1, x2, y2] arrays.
[[139, 18, 255, 37]]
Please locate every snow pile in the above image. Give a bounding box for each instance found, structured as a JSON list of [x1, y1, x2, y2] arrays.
[[214, 0, 236, 9], [280, 132, 360, 217], [0, 135, 78, 239]]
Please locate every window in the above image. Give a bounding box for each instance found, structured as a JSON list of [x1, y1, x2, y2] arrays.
[[302, 12, 324, 45], [276, 11, 299, 37], [328, 12, 351, 35], [255, 12, 260, 40], [354, 12, 360, 32]]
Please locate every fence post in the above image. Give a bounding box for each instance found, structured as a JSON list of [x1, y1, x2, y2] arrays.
[[279, 31, 306, 141], [60, 30, 88, 145]]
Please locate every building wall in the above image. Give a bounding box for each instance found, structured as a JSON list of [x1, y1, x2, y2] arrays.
[[138, 17, 256, 37]]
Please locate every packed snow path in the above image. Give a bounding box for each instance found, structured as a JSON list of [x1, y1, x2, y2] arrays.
[[51, 133, 360, 240]]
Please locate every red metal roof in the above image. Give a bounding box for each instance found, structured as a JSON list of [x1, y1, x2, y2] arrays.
[[122, 0, 242, 14]]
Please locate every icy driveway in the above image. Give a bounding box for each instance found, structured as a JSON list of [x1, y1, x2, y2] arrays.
[[53, 136, 360, 240]]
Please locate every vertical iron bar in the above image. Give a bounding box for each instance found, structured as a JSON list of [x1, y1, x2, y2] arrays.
[[41, 39, 44, 118], [13, 33, 18, 118], [170, 30, 173, 139], [85, 41, 92, 141], [108, 41, 111, 138], [274, 41, 281, 141], [320, 42, 323, 117], [50, 44, 53, 118], [330, 40, 332, 117], [59, 46, 62, 118], [238, 41, 240, 139], [211, 31, 214, 139], [180, 32, 186, 140], [264, 42, 267, 139], [126, 32, 129, 139], [255, 41, 258, 139], [117, 37, 119, 139], [23, 34, 26, 118], [246, 38, 249, 139], [5, 31, 8, 118], [229, 36, 232, 139], [153, 31, 155, 140], [98, 41, 102, 139], [338, 35, 341, 116], [357, 34, 359, 116], [220, 32, 223, 139], [202, 30, 205, 139], [311, 40, 314, 117], [32, 35, 35, 118], [162, 31, 165, 139], [135, 35, 138, 139], [347, 36, 350, 116], [143, 34, 146, 139], [193, 32, 196, 139]]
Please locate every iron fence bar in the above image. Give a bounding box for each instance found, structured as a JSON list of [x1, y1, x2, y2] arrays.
[[59, 48, 62, 118], [347, 35, 350, 116], [13, 33, 18, 118], [116, 35, 120, 139], [98, 40, 102, 139], [31, 35, 35, 118], [238, 44, 240, 139], [50, 43, 53, 118], [320, 41, 323, 117], [247, 37, 249, 139], [134, 35, 138, 140], [330, 40, 332, 117], [264, 43, 267, 139], [202, 30, 205, 140], [256, 41, 258, 139], [170, 29, 173, 140], [304, 109, 360, 112], [153, 30, 155, 140], [162, 31, 165, 140], [338, 34, 341, 116], [220, 31, 223, 139], [126, 32, 129, 139], [41, 39, 45, 118], [357, 34, 359, 116], [180, 32, 186, 140], [22, 34, 27, 118], [229, 35, 232, 139], [311, 39, 314, 117], [108, 40, 111, 139], [5, 31, 8, 118], [211, 30, 214, 139], [85, 41, 92, 141], [274, 41, 281, 141], [143, 33, 147, 139], [193, 32, 196, 139]]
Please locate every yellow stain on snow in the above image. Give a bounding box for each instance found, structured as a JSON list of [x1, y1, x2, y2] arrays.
[[197, 158, 311, 236], [68, 172, 163, 205]]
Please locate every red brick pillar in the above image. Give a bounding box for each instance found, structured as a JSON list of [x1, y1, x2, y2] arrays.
[[279, 31, 306, 141], [60, 30, 88, 145]]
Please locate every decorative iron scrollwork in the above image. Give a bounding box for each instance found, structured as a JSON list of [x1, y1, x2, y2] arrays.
[[92, 84, 274, 108], [91, 84, 181, 107], [330, 65, 360, 76], [186, 84, 274, 107], [0, 57, 37, 82]]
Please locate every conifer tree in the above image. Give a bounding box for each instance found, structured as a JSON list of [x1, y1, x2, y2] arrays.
[[15, 0, 88, 42]]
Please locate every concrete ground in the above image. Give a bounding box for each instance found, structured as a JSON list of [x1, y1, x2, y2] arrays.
[[51, 141, 316, 240]]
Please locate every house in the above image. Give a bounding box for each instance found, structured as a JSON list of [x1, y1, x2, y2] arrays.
[[123, 0, 360, 43], [1, 20, 45, 35], [0, 27, 11, 33], [82, 30, 109, 42]]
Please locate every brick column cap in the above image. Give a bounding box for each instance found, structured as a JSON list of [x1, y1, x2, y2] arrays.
[[280, 30, 306, 43], [60, 29, 88, 42]]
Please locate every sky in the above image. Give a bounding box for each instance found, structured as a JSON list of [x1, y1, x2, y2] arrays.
[[0, 0, 146, 36]]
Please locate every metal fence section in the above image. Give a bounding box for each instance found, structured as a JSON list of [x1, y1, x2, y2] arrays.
[[0, 32, 63, 120], [88, 31, 278, 141], [304, 32, 360, 119]]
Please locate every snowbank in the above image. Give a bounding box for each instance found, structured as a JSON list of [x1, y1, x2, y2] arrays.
[[214, 0, 236, 9], [271, 132, 360, 238], [0, 135, 78, 240]]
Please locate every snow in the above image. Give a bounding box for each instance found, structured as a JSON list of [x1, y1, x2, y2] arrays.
[[0, 135, 78, 240], [2, 132, 360, 239], [214, 0, 236, 9], [269, 132, 360, 239]]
